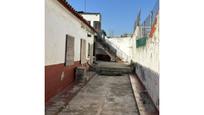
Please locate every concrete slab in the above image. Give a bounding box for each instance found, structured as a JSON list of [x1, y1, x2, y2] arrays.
[[94, 61, 132, 75], [58, 74, 139, 115]]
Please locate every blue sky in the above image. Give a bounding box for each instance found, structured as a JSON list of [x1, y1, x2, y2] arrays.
[[68, 0, 157, 36]]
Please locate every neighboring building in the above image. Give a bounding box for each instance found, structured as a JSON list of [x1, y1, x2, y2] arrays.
[[78, 11, 111, 61], [78, 11, 101, 33], [45, 0, 97, 102]]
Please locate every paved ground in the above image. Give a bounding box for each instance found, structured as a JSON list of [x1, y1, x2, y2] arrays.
[[45, 71, 96, 115], [58, 74, 139, 115]]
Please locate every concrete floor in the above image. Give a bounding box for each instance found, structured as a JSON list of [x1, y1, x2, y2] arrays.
[[58, 74, 139, 115]]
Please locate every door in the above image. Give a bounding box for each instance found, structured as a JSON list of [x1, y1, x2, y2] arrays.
[[80, 39, 86, 64]]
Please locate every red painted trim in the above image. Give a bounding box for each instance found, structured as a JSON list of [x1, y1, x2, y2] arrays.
[[57, 0, 97, 33], [45, 61, 81, 102]]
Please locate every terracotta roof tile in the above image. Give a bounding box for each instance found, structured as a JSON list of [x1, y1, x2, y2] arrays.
[[57, 0, 97, 33]]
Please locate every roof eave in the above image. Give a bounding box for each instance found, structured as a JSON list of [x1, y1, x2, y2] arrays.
[[57, 0, 97, 34]]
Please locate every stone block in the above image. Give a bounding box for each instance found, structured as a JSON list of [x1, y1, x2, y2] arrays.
[[75, 66, 87, 82]]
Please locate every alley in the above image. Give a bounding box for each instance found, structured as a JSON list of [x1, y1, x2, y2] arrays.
[[45, 0, 159, 114], [58, 74, 139, 115]]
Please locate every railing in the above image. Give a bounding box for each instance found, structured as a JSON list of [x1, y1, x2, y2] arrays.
[[137, 0, 159, 38], [96, 37, 117, 59], [105, 39, 131, 63], [151, 0, 159, 24]]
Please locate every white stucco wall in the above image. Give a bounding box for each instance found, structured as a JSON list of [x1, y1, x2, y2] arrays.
[[45, 0, 94, 66], [132, 14, 159, 73], [131, 14, 159, 109], [105, 36, 132, 63], [79, 14, 100, 27]]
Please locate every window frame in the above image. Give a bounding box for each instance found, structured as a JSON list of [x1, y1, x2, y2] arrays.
[[65, 34, 75, 66]]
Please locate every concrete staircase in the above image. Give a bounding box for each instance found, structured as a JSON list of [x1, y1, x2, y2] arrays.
[[94, 61, 133, 75], [94, 39, 132, 75]]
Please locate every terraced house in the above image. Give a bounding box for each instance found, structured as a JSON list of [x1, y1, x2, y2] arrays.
[[45, 0, 97, 102]]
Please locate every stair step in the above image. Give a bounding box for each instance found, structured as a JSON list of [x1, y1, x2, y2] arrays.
[[94, 66, 132, 76], [93, 61, 133, 76]]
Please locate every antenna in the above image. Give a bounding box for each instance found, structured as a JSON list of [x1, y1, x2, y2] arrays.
[[84, 0, 86, 12]]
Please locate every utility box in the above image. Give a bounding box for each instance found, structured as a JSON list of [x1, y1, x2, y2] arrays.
[[75, 66, 87, 82]]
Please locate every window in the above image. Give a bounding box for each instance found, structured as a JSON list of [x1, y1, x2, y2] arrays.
[[65, 35, 75, 66], [80, 39, 86, 64], [87, 33, 91, 37]]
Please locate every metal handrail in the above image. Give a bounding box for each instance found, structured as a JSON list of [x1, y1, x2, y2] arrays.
[[105, 39, 130, 62]]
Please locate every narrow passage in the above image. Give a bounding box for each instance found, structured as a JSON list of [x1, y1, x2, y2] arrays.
[[58, 74, 139, 115]]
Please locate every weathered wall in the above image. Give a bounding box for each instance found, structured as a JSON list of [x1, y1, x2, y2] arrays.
[[45, 0, 94, 102], [134, 62, 159, 109], [105, 36, 132, 63], [131, 14, 159, 110], [132, 15, 159, 73]]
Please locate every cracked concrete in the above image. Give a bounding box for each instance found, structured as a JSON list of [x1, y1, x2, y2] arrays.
[[58, 74, 139, 115]]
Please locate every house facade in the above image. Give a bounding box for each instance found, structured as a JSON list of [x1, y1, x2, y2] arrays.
[[45, 0, 97, 102]]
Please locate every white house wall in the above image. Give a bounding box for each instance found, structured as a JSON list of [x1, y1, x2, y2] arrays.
[[132, 15, 159, 73], [45, 0, 94, 66]]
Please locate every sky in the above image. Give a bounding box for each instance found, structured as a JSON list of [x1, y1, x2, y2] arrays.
[[68, 0, 157, 36]]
